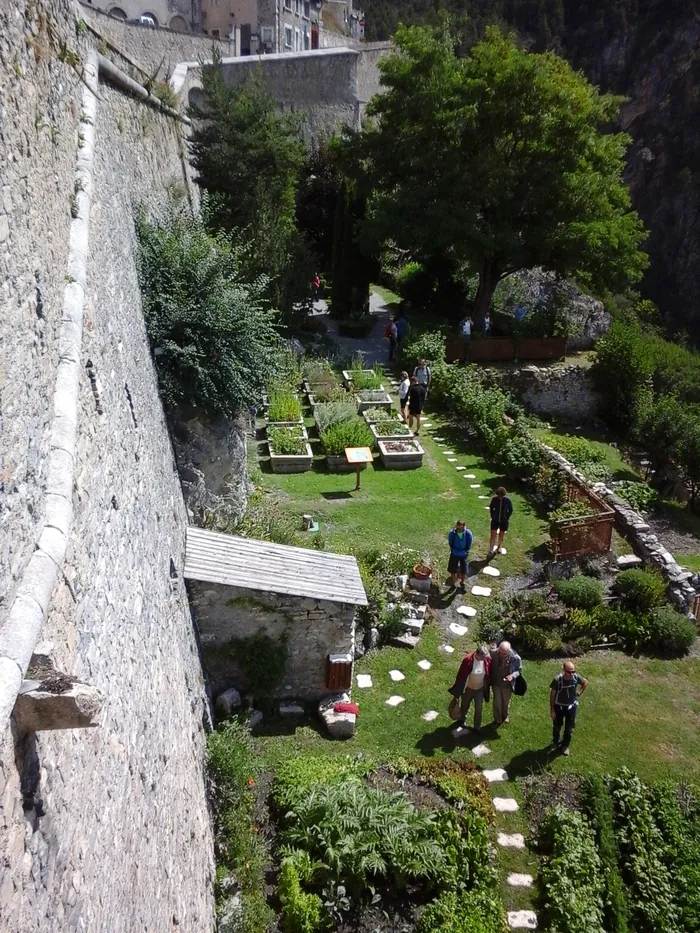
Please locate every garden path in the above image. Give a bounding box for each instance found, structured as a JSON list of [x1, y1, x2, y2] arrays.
[[314, 291, 392, 364]]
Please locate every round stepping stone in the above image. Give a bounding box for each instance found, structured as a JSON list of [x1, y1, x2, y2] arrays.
[[417, 659, 432, 671], [507, 874, 534, 888], [439, 644, 455, 654], [356, 674, 373, 689], [499, 547, 507, 555], [493, 797, 519, 812], [389, 670, 405, 682], [507, 911, 538, 930], [422, 710, 439, 722], [442, 450, 455, 455], [457, 605, 477, 617], [385, 695, 405, 707], [483, 768, 509, 783], [482, 566, 500, 577], [455, 466, 466, 471], [448, 458, 458, 462], [449, 622, 468, 636], [470, 483, 481, 488], [471, 585, 492, 597], [471, 743, 491, 758], [497, 833, 525, 848]]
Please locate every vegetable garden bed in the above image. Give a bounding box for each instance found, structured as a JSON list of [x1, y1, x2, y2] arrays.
[[267, 425, 314, 474]]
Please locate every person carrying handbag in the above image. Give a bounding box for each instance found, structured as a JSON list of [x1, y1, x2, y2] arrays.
[[448, 646, 492, 734]]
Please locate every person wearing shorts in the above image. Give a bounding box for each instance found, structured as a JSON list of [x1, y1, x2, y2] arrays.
[[407, 376, 426, 435], [489, 486, 513, 555], [398, 371, 410, 421], [447, 520, 473, 592]]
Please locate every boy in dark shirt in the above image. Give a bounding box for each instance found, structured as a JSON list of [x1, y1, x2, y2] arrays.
[[489, 486, 513, 555]]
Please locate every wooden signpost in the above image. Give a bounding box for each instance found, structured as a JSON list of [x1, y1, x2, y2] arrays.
[[344, 446, 374, 490]]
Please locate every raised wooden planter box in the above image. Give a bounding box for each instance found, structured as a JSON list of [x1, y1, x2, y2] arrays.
[[325, 454, 368, 473], [268, 426, 313, 473], [355, 392, 393, 414], [378, 438, 425, 470], [518, 337, 567, 361], [370, 423, 414, 443]]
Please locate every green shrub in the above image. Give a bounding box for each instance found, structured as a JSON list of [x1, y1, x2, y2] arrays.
[[517, 624, 563, 656], [580, 775, 631, 933], [549, 500, 594, 538], [313, 401, 356, 433], [417, 888, 506, 933], [363, 406, 396, 423], [542, 434, 606, 468], [304, 358, 334, 382], [394, 261, 434, 307], [644, 606, 696, 656], [554, 575, 605, 610], [616, 480, 657, 512], [218, 891, 275, 933], [267, 425, 307, 455], [272, 756, 372, 810], [278, 861, 326, 933], [349, 365, 383, 389], [310, 383, 347, 403], [649, 781, 700, 933], [374, 421, 413, 437], [267, 391, 302, 423], [608, 768, 678, 933], [379, 603, 410, 643], [615, 568, 666, 612], [538, 806, 606, 933], [320, 419, 373, 455], [229, 630, 288, 697]]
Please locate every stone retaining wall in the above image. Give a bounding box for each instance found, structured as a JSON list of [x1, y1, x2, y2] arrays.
[[189, 581, 356, 700], [489, 364, 602, 423]]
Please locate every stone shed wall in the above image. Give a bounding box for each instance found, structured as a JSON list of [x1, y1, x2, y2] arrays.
[[489, 364, 602, 423], [1, 4, 215, 930], [189, 581, 356, 700]]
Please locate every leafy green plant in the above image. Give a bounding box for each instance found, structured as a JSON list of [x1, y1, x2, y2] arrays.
[[417, 888, 507, 933], [268, 425, 307, 455], [320, 420, 373, 455], [314, 401, 357, 433], [643, 606, 696, 657], [538, 805, 606, 933], [356, 389, 389, 402], [554, 575, 605, 610], [349, 367, 384, 390], [373, 421, 413, 437], [542, 434, 606, 469], [229, 630, 288, 697], [580, 776, 631, 933], [278, 861, 326, 933], [616, 480, 657, 512], [549, 500, 594, 538], [412, 759, 493, 823], [304, 358, 334, 382], [268, 391, 302, 423], [272, 756, 373, 811], [363, 407, 396, 423], [615, 568, 666, 612], [310, 383, 347, 403], [379, 604, 410, 643], [649, 781, 700, 933]]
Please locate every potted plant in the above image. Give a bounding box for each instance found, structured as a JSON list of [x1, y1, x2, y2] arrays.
[[320, 419, 374, 472], [363, 407, 399, 425], [267, 425, 313, 473], [412, 563, 432, 580], [314, 401, 357, 435]]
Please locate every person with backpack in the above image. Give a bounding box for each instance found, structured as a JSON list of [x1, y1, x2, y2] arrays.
[[448, 645, 492, 734], [395, 308, 410, 346], [413, 359, 431, 397], [550, 661, 588, 757], [385, 318, 398, 361], [489, 486, 513, 555], [447, 520, 473, 592]]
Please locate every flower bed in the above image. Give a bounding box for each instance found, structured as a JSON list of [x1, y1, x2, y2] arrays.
[[355, 390, 394, 413], [267, 425, 313, 473], [370, 421, 414, 442], [378, 438, 425, 469]]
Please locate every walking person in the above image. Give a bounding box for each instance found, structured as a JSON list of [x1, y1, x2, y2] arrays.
[[407, 376, 426, 435], [395, 308, 410, 347], [447, 520, 473, 593], [448, 646, 492, 734], [490, 640, 522, 726], [550, 661, 588, 757], [484, 310, 492, 336], [398, 370, 410, 422], [385, 318, 398, 362], [460, 313, 473, 363], [489, 487, 513, 555], [413, 359, 431, 398], [312, 272, 321, 300]]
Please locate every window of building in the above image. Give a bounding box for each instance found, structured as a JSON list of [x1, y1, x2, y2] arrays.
[[284, 0, 292, 11], [294, 0, 300, 15], [211, 28, 220, 37], [303, 1, 310, 18], [284, 24, 293, 47], [303, 24, 310, 48], [294, 26, 300, 50]]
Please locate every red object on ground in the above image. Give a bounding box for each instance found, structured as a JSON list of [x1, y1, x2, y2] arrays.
[[333, 702, 360, 717]]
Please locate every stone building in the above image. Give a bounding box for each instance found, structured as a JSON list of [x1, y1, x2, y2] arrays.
[[184, 527, 367, 700], [84, 0, 199, 31], [201, 0, 323, 52]]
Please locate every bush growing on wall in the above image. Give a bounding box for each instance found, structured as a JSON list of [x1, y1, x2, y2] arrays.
[[136, 203, 281, 417]]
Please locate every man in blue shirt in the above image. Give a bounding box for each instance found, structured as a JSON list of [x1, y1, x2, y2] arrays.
[[447, 520, 473, 592]]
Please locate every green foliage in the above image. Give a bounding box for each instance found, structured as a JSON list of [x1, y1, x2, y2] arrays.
[[615, 568, 667, 612], [373, 421, 413, 437], [417, 889, 507, 933], [411, 759, 493, 824], [352, 25, 647, 318], [649, 781, 700, 932], [355, 389, 390, 403], [218, 486, 302, 546], [580, 775, 631, 933], [229, 630, 288, 698], [643, 607, 696, 657], [549, 500, 594, 537], [394, 261, 434, 306], [313, 401, 357, 433], [616, 480, 657, 512], [331, 179, 373, 318], [267, 425, 307, 455], [538, 805, 606, 933], [310, 383, 347, 403], [592, 323, 655, 431], [554, 575, 605, 610], [608, 768, 678, 933], [304, 358, 334, 381], [278, 861, 326, 933], [135, 203, 281, 417], [268, 392, 302, 423], [541, 434, 606, 469], [379, 603, 411, 643], [320, 419, 374, 455], [349, 367, 384, 389], [272, 756, 373, 811], [363, 406, 396, 423]]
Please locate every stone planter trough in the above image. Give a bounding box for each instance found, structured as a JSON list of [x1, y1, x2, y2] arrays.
[[325, 454, 368, 473], [268, 427, 313, 473], [355, 392, 393, 414], [342, 369, 384, 391], [370, 423, 414, 443], [378, 438, 425, 470]]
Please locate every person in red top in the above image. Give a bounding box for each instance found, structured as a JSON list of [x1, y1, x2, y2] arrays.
[[448, 646, 492, 734]]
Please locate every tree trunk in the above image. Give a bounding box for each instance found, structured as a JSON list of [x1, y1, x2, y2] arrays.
[[473, 261, 499, 324]]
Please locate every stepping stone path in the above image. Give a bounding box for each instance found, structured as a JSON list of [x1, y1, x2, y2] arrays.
[[483, 768, 508, 782], [500, 547, 507, 555], [478, 494, 488, 499], [471, 585, 492, 597], [508, 911, 538, 930], [508, 874, 534, 888], [457, 605, 477, 617], [471, 743, 491, 758], [356, 674, 373, 689], [422, 422, 433, 427], [422, 710, 439, 722], [498, 833, 525, 848], [464, 473, 476, 478], [455, 466, 466, 471], [439, 644, 455, 654], [389, 670, 405, 682], [442, 450, 455, 455], [449, 622, 468, 636], [448, 458, 458, 462], [493, 797, 519, 813], [417, 659, 432, 671], [482, 566, 501, 577], [470, 483, 481, 488], [385, 695, 405, 707]]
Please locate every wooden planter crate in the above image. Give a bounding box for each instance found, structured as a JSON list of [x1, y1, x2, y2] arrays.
[[551, 480, 614, 560]]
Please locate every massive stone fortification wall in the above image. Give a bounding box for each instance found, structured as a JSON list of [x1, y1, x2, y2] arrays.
[[1, 3, 215, 930]]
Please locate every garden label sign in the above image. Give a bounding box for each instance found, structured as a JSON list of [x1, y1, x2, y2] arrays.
[[345, 446, 374, 490]]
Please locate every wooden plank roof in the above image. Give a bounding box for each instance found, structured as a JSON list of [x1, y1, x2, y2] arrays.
[[184, 527, 368, 606]]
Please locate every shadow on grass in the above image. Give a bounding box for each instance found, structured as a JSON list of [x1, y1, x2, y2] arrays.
[[502, 744, 557, 779], [322, 491, 353, 500], [251, 714, 326, 740]]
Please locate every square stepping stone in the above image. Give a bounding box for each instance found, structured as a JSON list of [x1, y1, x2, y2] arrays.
[[417, 659, 432, 671], [457, 605, 477, 617], [422, 422, 433, 427], [483, 768, 509, 783], [389, 670, 405, 682], [498, 833, 525, 848], [482, 566, 500, 577], [448, 458, 458, 462], [392, 633, 420, 649], [617, 553, 642, 568], [470, 483, 481, 488], [471, 585, 492, 597], [439, 643, 455, 654], [442, 450, 455, 455], [455, 466, 466, 471], [478, 495, 488, 499], [449, 622, 468, 636], [507, 911, 538, 930], [499, 547, 507, 555], [385, 695, 405, 707], [507, 874, 534, 888], [356, 674, 373, 689], [493, 797, 519, 812], [464, 473, 476, 479], [471, 743, 491, 758], [484, 506, 491, 510], [422, 710, 439, 722]]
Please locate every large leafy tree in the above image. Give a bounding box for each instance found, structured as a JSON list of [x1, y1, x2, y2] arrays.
[[353, 24, 648, 318]]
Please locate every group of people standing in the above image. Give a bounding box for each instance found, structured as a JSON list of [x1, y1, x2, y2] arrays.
[[397, 359, 431, 435], [446, 488, 513, 591]]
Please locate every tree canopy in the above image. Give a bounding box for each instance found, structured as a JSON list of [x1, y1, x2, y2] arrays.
[[351, 24, 648, 317]]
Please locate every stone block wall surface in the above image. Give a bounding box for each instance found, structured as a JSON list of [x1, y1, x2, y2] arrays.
[[488, 364, 602, 423], [189, 581, 356, 699], [1, 6, 215, 930]]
